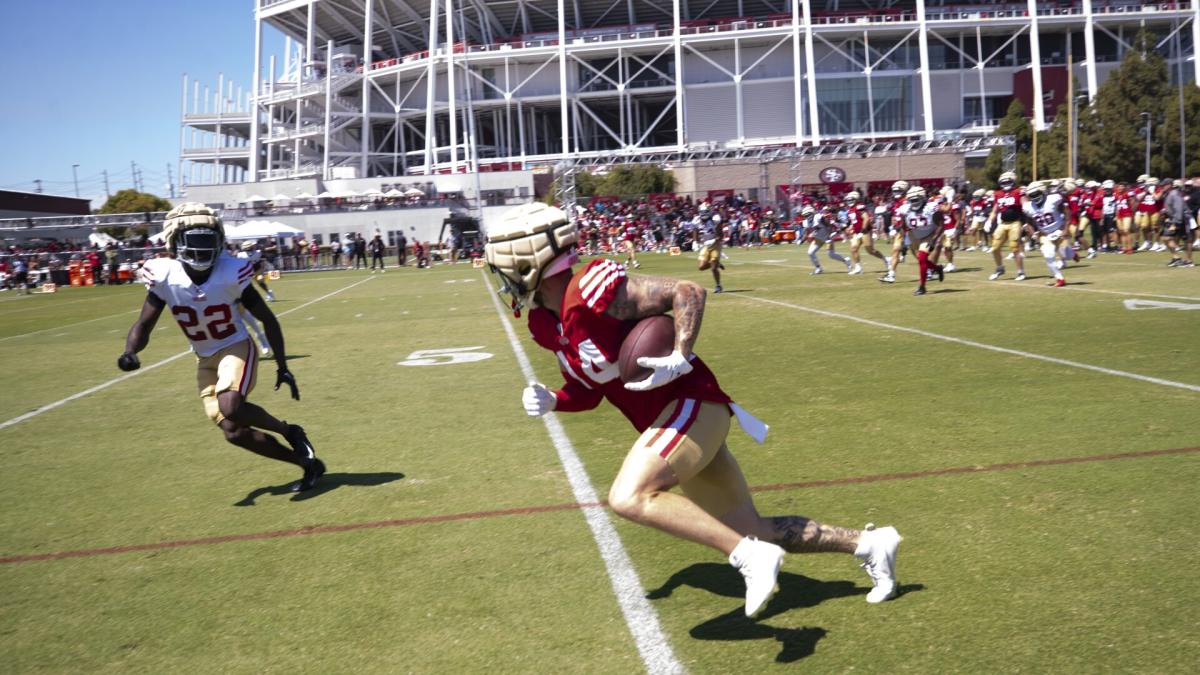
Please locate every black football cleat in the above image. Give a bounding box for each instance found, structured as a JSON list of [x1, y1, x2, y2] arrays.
[[292, 458, 326, 492], [913, 287, 927, 296], [936, 266, 944, 282], [285, 424, 316, 463]]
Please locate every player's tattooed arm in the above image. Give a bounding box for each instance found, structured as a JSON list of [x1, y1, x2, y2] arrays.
[[606, 275, 706, 356], [124, 292, 165, 355]]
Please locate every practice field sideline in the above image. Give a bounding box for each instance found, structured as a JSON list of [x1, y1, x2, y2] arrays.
[[1, 248, 1196, 672]]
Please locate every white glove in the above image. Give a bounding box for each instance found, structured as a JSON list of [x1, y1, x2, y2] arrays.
[[624, 349, 694, 392], [522, 382, 556, 417]]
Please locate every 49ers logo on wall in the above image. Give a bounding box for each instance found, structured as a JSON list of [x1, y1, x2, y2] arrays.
[[819, 166, 847, 184]]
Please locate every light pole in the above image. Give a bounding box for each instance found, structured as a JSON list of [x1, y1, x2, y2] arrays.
[[1139, 112, 1151, 177], [1071, 95, 1086, 178], [71, 164, 80, 197]]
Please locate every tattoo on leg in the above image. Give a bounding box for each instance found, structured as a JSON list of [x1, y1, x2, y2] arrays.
[[767, 516, 860, 554]]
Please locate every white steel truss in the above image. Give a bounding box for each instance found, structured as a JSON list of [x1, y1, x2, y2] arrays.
[[180, 1, 1200, 185]]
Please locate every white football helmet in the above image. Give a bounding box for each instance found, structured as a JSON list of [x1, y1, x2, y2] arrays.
[[484, 203, 578, 316], [972, 188, 986, 199], [906, 185, 927, 207], [891, 180, 910, 196], [1026, 181, 1047, 205], [844, 191, 861, 204], [163, 202, 224, 271], [999, 171, 1018, 190]]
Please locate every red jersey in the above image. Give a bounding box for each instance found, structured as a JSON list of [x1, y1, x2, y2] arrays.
[[527, 259, 730, 432], [1088, 191, 1106, 220], [623, 223, 638, 241], [1115, 190, 1133, 218], [1066, 193, 1082, 224], [993, 188, 1024, 222], [847, 204, 871, 234], [1135, 187, 1160, 213]]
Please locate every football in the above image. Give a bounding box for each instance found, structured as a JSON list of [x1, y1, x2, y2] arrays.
[[618, 315, 675, 383]]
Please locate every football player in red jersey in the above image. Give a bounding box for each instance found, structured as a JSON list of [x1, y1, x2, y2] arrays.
[[844, 191, 887, 274], [117, 204, 325, 493], [486, 203, 902, 618], [900, 186, 948, 296], [987, 171, 1027, 281], [619, 217, 642, 269], [879, 180, 910, 284]]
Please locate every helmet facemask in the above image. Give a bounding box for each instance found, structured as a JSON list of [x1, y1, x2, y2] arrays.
[[175, 227, 222, 270]]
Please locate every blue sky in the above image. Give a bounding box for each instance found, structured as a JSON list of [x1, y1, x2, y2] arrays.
[[0, 1, 283, 208]]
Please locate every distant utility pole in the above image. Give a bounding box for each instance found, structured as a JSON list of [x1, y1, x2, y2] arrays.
[[72, 164, 80, 197], [166, 163, 175, 198], [102, 170, 111, 197], [131, 161, 139, 192], [33, 179, 43, 193]]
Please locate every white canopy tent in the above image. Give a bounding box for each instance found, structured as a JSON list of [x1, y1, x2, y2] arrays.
[[225, 220, 306, 240], [294, 192, 317, 200], [382, 188, 405, 198], [402, 187, 426, 197], [239, 194, 270, 204], [88, 232, 120, 247]]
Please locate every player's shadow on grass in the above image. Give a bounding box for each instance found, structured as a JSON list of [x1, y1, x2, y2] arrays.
[[283, 354, 310, 361], [712, 288, 754, 294], [931, 288, 969, 294], [947, 266, 982, 273], [647, 562, 924, 662], [233, 471, 405, 506]]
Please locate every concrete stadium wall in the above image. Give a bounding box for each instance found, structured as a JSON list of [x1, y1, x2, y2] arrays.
[[673, 153, 966, 195]]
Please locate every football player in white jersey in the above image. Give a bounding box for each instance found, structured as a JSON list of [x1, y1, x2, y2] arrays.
[[117, 204, 325, 492], [236, 240, 276, 301], [900, 186, 948, 296], [1021, 182, 1071, 287], [804, 205, 852, 275]]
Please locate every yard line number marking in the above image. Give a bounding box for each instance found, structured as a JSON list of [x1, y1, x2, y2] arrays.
[[0, 277, 375, 432], [482, 272, 684, 675], [397, 346, 493, 366], [737, 294, 1200, 394]]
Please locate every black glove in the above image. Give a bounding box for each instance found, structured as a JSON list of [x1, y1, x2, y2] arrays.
[[117, 352, 141, 372], [275, 368, 300, 400]]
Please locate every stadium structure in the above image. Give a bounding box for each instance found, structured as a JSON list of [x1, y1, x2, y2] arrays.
[[179, 0, 1198, 199]]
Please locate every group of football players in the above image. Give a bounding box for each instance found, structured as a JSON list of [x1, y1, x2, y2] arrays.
[[573, 172, 1197, 299]]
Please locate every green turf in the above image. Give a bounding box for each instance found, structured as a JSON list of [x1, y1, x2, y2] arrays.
[[1, 250, 1197, 673]]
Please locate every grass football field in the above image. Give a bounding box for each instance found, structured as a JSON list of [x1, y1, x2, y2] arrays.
[[1, 248, 1197, 673]]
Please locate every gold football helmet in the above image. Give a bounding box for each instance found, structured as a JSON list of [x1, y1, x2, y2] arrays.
[[162, 202, 225, 271], [485, 203, 578, 316]]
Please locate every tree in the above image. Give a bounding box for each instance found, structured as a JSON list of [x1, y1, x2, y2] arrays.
[[98, 189, 172, 214], [544, 165, 675, 205], [984, 98, 1032, 184], [1077, 29, 1170, 182], [1154, 84, 1200, 179]]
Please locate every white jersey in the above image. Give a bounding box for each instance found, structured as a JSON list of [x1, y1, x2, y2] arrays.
[[236, 249, 262, 264], [140, 253, 253, 357], [806, 213, 838, 242], [902, 200, 942, 240], [1023, 193, 1066, 237], [698, 214, 721, 246]]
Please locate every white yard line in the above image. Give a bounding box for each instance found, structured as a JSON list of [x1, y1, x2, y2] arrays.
[[482, 272, 684, 675], [736, 294, 1200, 394], [0, 277, 374, 432], [0, 309, 140, 342]]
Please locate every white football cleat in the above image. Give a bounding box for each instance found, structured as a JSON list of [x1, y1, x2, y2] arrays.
[[988, 268, 1005, 281], [1015, 271, 1026, 281], [855, 524, 902, 604], [810, 268, 823, 275], [730, 536, 785, 618], [849, 263, 863, 275], [1138, 241, 1151, 252], [943, 262, 956, 272]]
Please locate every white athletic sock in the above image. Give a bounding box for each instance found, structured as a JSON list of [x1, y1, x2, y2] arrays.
[[807, 243, 821, 268]]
